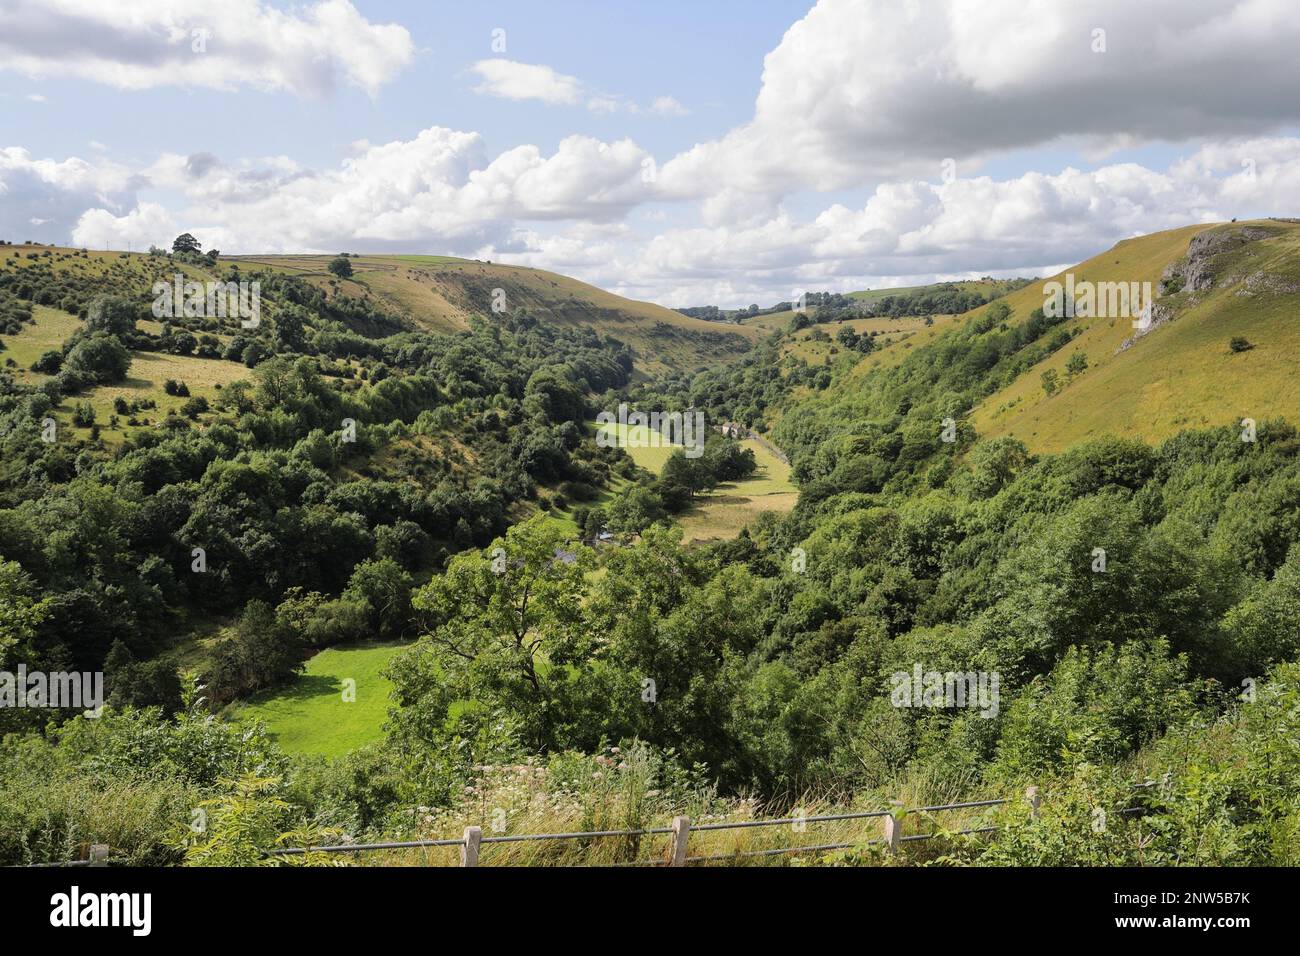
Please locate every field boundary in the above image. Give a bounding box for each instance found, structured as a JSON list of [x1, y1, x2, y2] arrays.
[[22, 779, 1166, 868], [259, 781, 1161, 867]]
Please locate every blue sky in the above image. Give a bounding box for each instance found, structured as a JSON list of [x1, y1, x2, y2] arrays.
[[3, 0, 1299, 307], [2, 2, 807, 167]]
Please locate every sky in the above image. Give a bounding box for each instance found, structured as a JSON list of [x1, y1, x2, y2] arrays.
[[2, 0, 1300, 308]]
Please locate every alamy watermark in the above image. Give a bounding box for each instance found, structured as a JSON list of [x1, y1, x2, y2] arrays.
[[1043, 273, 1153, 327], [152, 274, 260, 328], [596, 403, 706, 459], [890, 664, 1000, 718], [0, 666, 103, 717]]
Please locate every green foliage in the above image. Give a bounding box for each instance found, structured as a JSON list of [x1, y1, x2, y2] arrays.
[[172, 233, 201, 256], [173, 774, 340, 867], [64, 331, 131, 384]]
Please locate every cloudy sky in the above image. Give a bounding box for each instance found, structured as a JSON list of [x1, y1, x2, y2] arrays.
[[2, 0, 1299, 307]]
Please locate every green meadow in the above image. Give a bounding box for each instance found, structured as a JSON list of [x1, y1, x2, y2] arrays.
[[595, 419, 798, 542], [235, 644, 405, 758]]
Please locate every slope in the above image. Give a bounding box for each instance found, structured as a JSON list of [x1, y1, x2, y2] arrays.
[[228, 253, 757, 375], [969, 219, 1300, 452]]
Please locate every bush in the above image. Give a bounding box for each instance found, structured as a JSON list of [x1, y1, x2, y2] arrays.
[[65, 332, 131, 384]]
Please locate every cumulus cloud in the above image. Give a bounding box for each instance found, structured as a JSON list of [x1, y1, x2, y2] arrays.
[[491, 137, 1300, 306], [61, 127, 656, 254], [649, 96, 689, 117], [72, 201, 176, 250], [468, 59, 685, 116], [659, 0, 1300, 197], [0, 146, 138, 243], [469, 59, 584, 106], [0, 0, 414, 97], [16, 129, 1300, 304]]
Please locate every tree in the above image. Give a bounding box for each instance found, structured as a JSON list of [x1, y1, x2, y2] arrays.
[[1040, 367, 1060, 396], [207, 600, 304, 704], [65, 332, 131, 383], [605, 484, 666, 532], [85, 295, 139, 338], [1065, 351, 1088, 381], [172, 233, 201, 255], [343, 557, 414, 639], [392, 515, 595, 750], [0, 558, 48, 669], [171, 331, 197, 356], [1230, 336, 1254, 353], [31, 350, 62, 374], [523, 366, 586, 424], [328, 256, 353, 279], [658, 449, 717, 510], [181, 396, 209, 419]]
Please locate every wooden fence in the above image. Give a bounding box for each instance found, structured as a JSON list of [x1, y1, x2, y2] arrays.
[[28, 780, 1165, 868]]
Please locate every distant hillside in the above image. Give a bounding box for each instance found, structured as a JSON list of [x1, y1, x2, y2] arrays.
[[228, 253, 756, 375], [752, 218, 1300, 489], [969, 219, 1300, 451], [738, 278, 1030, 332]]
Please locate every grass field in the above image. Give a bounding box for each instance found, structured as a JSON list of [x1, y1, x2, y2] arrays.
[[677, 438, 797, 543], [0, 305, 81, 369], [234, 644, 405, 758], [0, 304, 253, 445], [595, 421, 681, 472], [597, 420, 798, 542]]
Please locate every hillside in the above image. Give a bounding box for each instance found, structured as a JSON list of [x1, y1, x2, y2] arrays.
[[228, 252, 756, 375], [969, 219, 1300, 452]]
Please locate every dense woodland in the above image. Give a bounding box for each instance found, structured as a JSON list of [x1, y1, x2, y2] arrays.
[[3, 254, 1300, 866]]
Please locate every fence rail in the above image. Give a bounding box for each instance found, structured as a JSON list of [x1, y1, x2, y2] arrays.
[[264, 794, 1028, 866], [24, 778, 1168, 868]]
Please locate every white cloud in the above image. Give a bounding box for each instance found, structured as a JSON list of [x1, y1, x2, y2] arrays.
[[469, 59, 584, 106], [16, 131, 1300, 304], [468, 59, 677, 116], [650, 96, 689, 117], [72, 201, 176, 250], [59, 127, 655, 255], [0, 0, 414, 97], [489, 137, 1300, 306], [25, 94, 46, 103], [660, 0, 1300, 198]]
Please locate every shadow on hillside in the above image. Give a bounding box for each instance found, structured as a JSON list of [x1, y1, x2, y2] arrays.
[[252, 673, 341, 704]]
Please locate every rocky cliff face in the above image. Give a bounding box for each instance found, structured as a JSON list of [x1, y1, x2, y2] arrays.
[[1163, 225, 1273, 294], [1119, 224, 1286, 353]]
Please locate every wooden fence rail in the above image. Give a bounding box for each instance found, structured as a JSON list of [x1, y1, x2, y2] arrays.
[[25, 779, 1164, 868], [264, 792, 1035, 866]]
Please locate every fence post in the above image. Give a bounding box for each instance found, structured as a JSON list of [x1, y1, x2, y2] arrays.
[[1025, 786, 1040, 820], [460, 826, 481, 867], [89, 844, 109, 867], [669, 816, 690, 866], [881, 808, 901, 854]]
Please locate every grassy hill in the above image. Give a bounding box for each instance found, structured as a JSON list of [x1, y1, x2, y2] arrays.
[[228, 252, 756, 375], [1, 245, 755, 380], [969, 219, 1300, 452], [845, 277, 1027, 306]]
